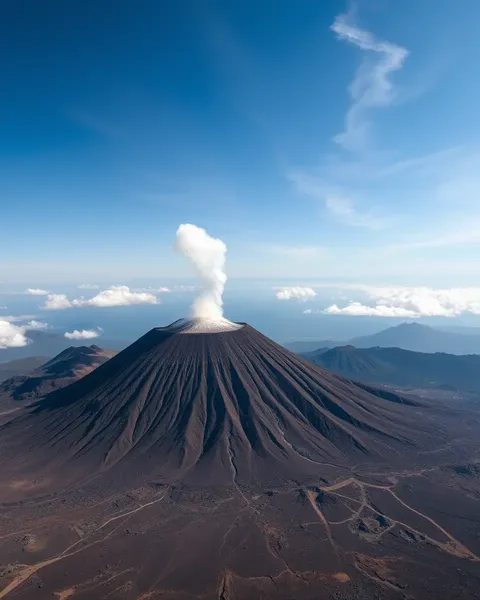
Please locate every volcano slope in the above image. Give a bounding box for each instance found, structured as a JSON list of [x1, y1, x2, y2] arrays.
[[0, 319, 479, 600]]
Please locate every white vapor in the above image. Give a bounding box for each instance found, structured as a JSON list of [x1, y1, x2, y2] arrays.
[[331, 13, 408, 152], [26, 288, 49, 296], [73, 285, 157, 308], [26, 320, 49, 330], [64, 328, 102, 340], [276, 287, 317, 301], [175, 224, 227, 320], [0, 321, 28, 349], [43, 294, 73, 310], [321, 286, 480, 318]]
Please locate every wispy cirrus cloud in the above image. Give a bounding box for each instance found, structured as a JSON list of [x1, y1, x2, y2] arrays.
[[386, 223, 480, 251], [288, 11, 409, 232], [289, 171, 388, 230], [330, 12, 409, 152]]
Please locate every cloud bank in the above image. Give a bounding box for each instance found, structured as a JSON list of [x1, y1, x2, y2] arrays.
[[175, 224, 227, 320], [323, 302, 418, 318], [26, 288, 49, 296], [321, 286, 480, 318], [276, 287, 317, 301], [64, 328, 101, 340]]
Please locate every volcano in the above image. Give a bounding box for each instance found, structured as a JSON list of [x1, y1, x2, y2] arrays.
[[0, 319, 479, 600], [0, 319, 427, 487]]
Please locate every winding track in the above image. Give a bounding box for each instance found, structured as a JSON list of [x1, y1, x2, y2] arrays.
[[0, 495, 166, 598], [313, 477, 480, 562]]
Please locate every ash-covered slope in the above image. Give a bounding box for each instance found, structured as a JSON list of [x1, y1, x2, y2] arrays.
[[1, 319, 436, 489], [0, 344, 117, 410]]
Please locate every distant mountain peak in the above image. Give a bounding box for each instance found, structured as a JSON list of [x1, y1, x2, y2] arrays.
[[393, 322, 431, 330], [0, 345, 117, 409]]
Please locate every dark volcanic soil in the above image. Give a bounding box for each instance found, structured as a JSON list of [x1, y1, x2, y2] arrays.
[[0, 321, 479, 599]]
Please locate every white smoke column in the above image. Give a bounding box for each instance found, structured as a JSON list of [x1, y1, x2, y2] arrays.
[[175, 224, 227, 320]]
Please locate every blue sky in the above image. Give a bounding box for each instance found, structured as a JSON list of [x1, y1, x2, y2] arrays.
[[1, 0, 480, 322]]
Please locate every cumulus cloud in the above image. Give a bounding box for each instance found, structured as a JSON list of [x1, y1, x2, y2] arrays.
[[26, 288, 49, 296], [64, 328, 102, 340], [321, 286, 480, 318], [276, 287, 317, 301], [26, 320, 49, 330], [73, 285, 157, 308], [77, 283, 99, 290], [331, 12, 409, 152], [0, 320, 28, 349], [43, 294, 73, 310], [175, 224, 227, 320], [42, 286, 157, 310]]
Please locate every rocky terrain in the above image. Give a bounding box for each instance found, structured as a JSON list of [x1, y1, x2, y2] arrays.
[[0, 320, 479, 599]]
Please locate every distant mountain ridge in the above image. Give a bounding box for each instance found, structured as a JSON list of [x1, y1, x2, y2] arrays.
[[0, 356, 48, 383], [301, 344, 480, 394], [0, 330, 127, 363], [0, 345, 117, 411], [286, 322, 480, 355]]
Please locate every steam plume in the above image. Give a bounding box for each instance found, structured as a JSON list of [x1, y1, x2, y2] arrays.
[[175, 224, 227, 320]]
